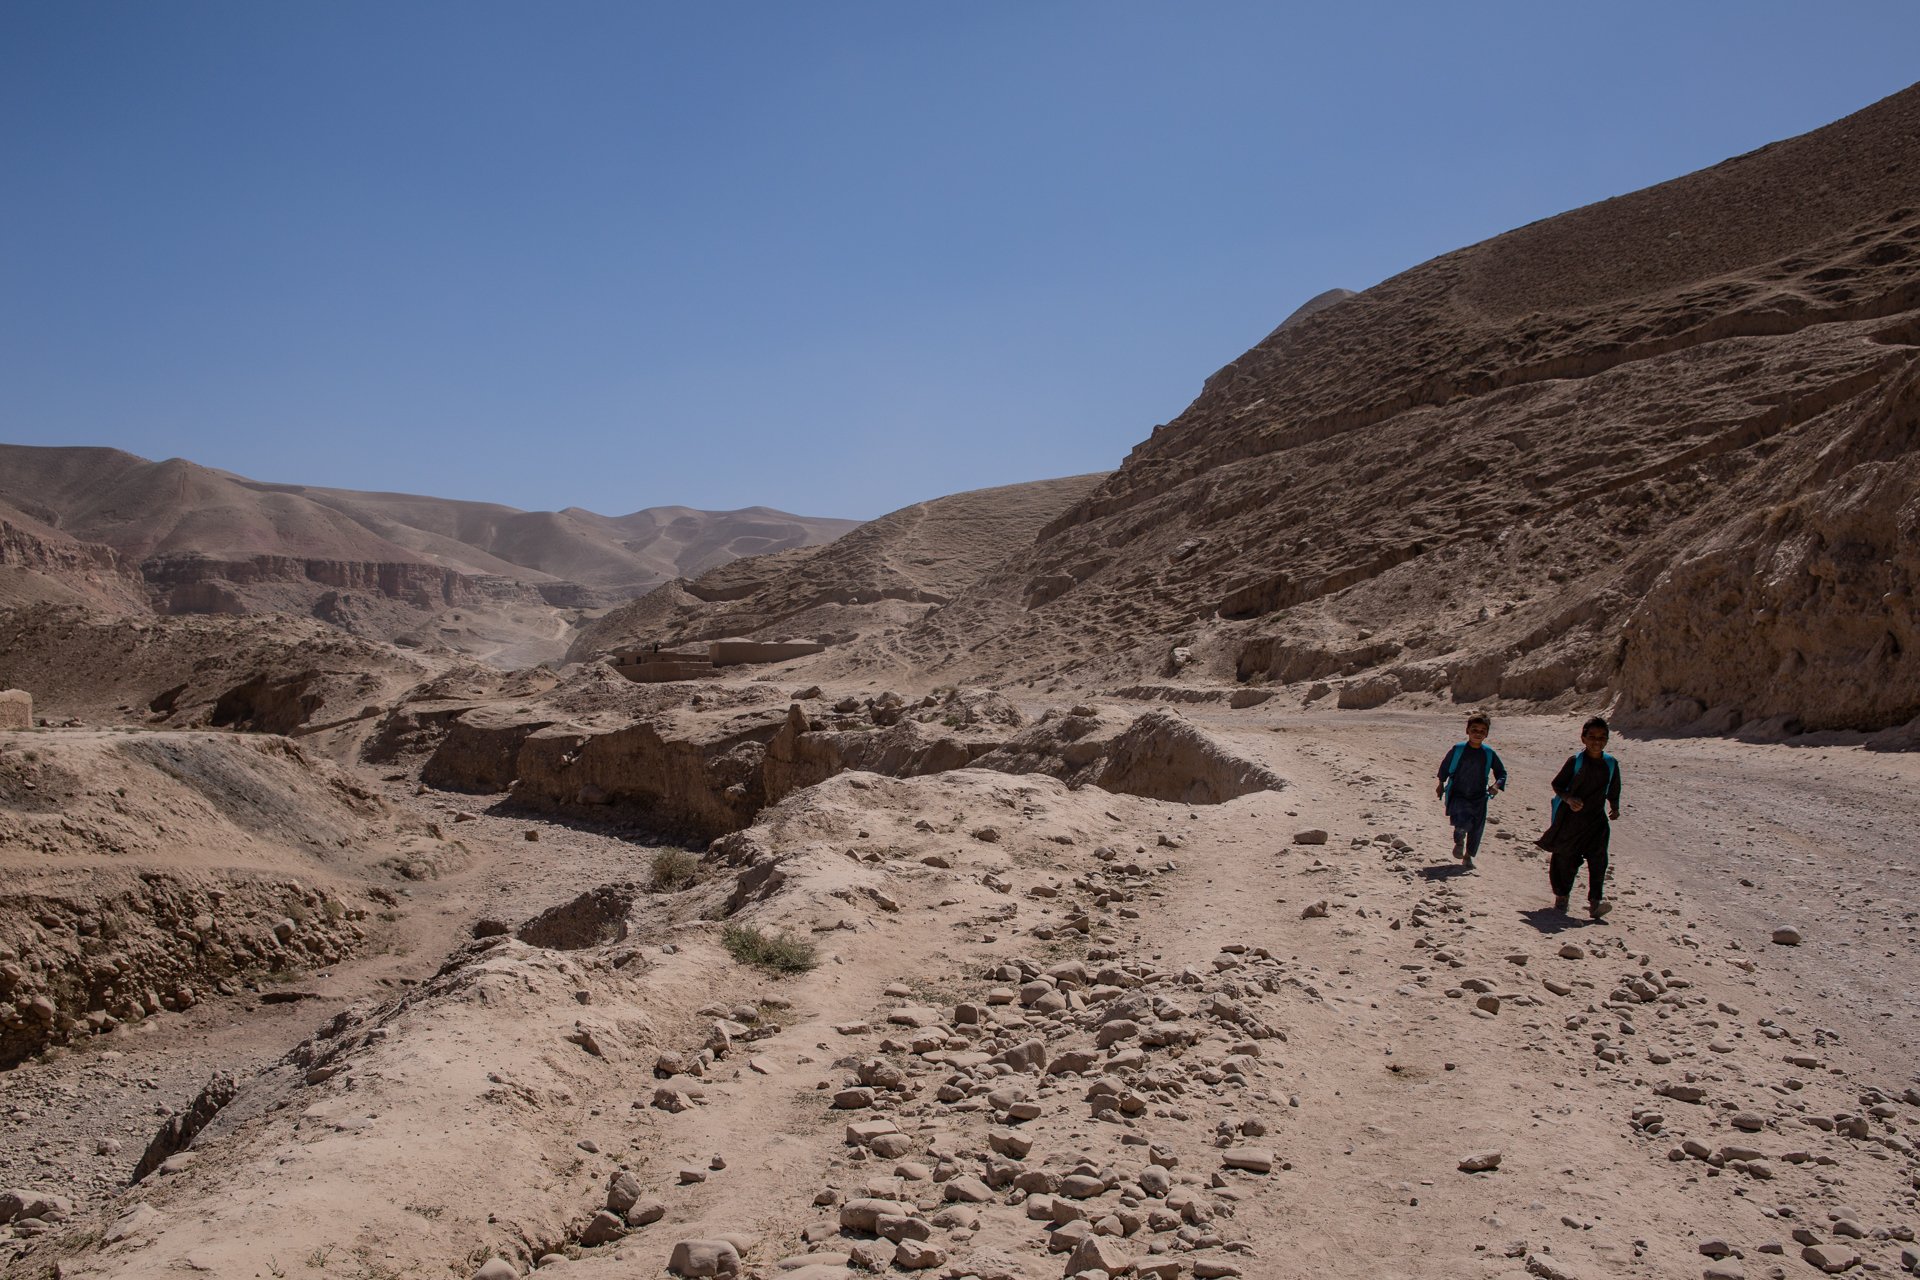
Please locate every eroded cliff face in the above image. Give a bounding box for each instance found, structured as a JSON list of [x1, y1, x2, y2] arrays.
[[1617, 364, 1920, 733], [0, 516, 147, 611], [511, 716, 782, 836], [897, 84, 1920, 731]]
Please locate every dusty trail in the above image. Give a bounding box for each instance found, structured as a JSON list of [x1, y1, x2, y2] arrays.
[[7, 708, 1919, 1280]]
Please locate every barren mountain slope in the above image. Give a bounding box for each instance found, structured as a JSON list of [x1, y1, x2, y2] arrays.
[[0, 446, 858, 663], [567, 474, 1106, 662], [906, 83, 1920, 734], [0, 447, 857, 595], [273, 487, 862, 599]]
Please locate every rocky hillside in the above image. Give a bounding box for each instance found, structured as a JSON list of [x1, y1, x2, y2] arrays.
[[567, 474, 1106, 662], [903, 82, 1920, 735]]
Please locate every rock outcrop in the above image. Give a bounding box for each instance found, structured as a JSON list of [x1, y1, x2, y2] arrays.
[[408, 677, 1278, 839]]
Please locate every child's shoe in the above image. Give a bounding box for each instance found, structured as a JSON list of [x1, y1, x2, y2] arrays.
[[1553, 895, 1570, 913], [1589, 899, 1613, 921], [1452, 833, 1465, 860], [1462, 854, 1475, 870]]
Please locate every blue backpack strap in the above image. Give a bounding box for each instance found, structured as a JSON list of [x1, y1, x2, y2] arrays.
[[1551, 753, 1580, 820], [1487, 748, 1506, 786], [1441, 743, 1465, 797]]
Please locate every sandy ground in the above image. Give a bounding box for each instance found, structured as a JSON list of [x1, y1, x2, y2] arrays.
[[4, 706, 1918, 1280]]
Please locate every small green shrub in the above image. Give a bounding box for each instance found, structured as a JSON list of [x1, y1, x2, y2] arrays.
[[651, 848, 699, 891], [722, 923, 817, 973]]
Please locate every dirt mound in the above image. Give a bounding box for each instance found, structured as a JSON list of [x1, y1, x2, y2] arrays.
[[967, 705, 1283, 804], [898, 83, 1920, 731], [514, 885, 637, 950], [0, 730, 438, 1065], [566, 473, 1107, 662], [1093, 707, 1285, 803]]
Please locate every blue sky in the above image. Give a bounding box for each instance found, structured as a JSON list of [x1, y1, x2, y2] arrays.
[[3, 3, 1917, 520]]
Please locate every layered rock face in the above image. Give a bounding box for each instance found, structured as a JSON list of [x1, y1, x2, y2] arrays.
[[904, 84, 1920, 732], [0, 505, 147, 612]]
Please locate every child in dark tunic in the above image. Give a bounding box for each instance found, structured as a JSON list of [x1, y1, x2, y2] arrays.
[[1435, 713, 1507, 869], [1546, 716, 1622, 920]]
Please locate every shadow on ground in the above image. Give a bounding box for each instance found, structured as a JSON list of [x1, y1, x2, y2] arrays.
[[1519, 907, 1602, 935], [1417, 863, 1472, 882]]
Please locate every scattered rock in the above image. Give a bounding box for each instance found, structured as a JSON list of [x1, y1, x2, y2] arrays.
[[668, 1239, 742, 1276], [1802, 1243, 1860, 1273], [580, 1209, 627, 1246]]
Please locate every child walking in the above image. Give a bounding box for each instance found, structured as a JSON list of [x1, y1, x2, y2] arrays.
[[1435, 712, 1508, 869], [1542, 716, 1623, 920]]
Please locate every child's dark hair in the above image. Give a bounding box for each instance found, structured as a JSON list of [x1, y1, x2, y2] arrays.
[[1466, 712, 1491, 731], [1582, 716, 1611, 736]]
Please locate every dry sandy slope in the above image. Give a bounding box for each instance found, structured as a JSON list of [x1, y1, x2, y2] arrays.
[[0, 728, 459, 1069], [567, 474, 1107, 664], [7, 706, 1915, 1280], [900, 83, 1920, 735]]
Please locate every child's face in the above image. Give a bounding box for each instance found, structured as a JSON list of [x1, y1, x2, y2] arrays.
[[1582, 726, 1609, 754], [1466, 723, 1488, 743]]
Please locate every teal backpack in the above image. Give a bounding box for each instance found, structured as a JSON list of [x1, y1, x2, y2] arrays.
[[1439, 742, 1506, 801], [1549, 752, 1618, 820]]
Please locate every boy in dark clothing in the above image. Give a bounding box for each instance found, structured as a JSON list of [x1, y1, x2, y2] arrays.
[[1435, 713, 1507, 869], [1545, 716, 1623, 920]]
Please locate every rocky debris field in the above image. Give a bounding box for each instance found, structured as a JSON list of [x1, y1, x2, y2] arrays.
[[1, 699, 1917, 1280]]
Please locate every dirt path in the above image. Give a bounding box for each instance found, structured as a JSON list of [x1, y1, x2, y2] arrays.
[[9, 708, 1919, 1280]]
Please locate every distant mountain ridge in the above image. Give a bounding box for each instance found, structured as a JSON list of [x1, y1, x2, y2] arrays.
[[0, 445, 860, 599], [0, 444, 861, 665]]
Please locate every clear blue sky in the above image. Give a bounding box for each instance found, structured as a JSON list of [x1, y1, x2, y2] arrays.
[[3, 3, 1916, 520]]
